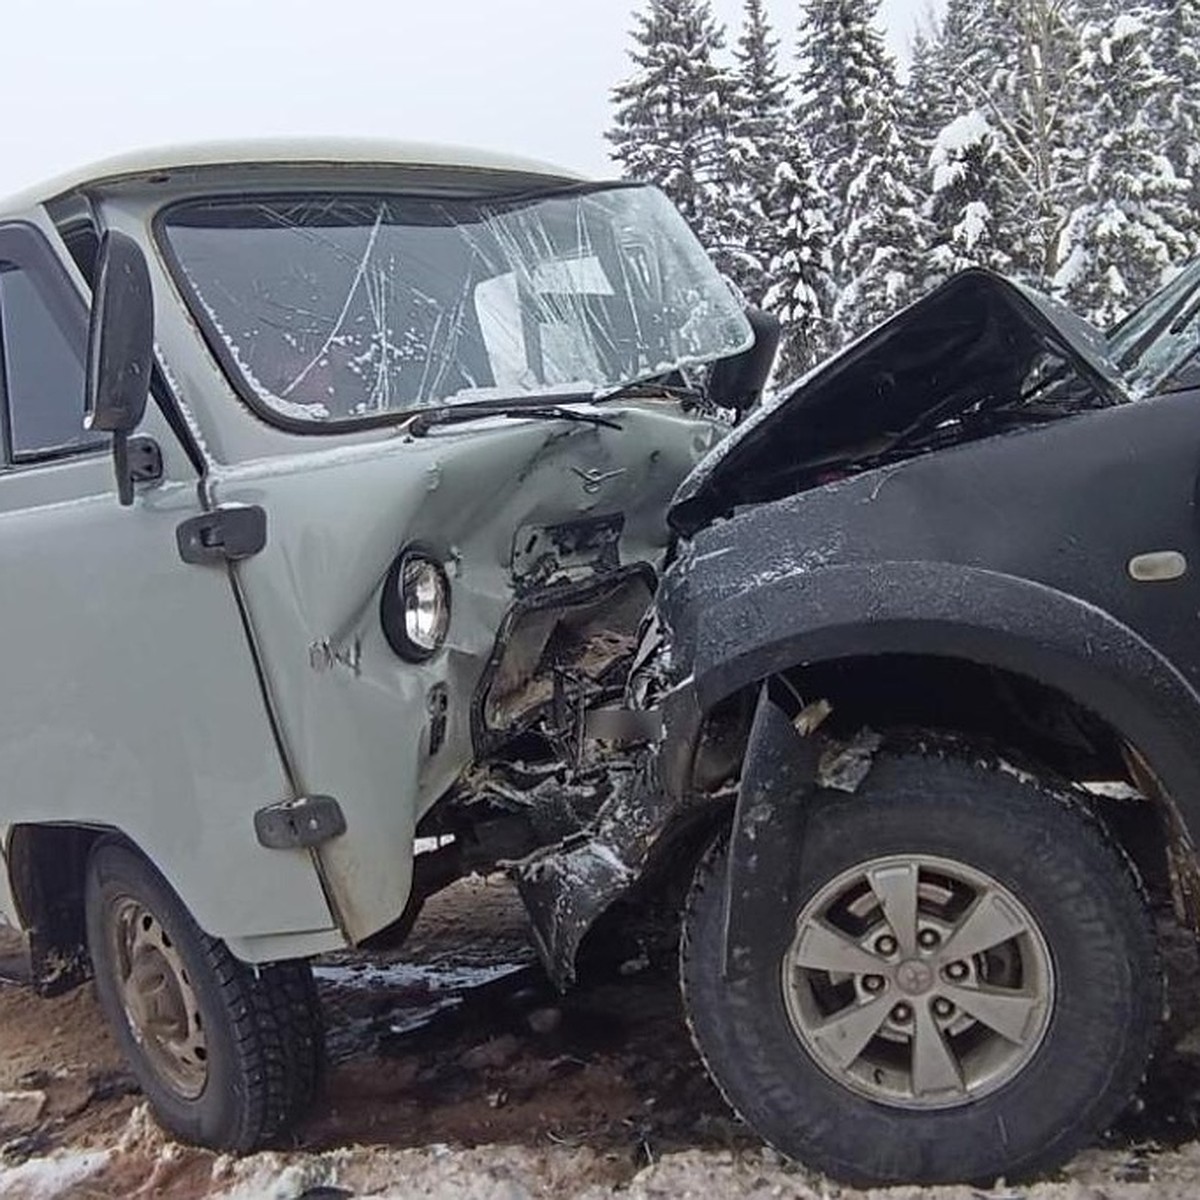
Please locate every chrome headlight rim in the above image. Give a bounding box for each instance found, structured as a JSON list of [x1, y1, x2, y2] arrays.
[[381, 545, 451, 662]]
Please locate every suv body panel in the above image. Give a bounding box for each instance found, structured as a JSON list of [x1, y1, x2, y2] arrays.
[[520, 267, 1200, 987]]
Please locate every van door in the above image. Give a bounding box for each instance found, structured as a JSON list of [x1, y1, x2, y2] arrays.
[[0, 220, 335, 961]]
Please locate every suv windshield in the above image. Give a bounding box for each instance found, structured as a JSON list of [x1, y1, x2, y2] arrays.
[[160, 183, 752, 426], [1106, 258, 1200, 399]]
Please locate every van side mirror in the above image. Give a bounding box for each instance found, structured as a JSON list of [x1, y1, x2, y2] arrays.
[[85, 230, 154, 505], [708, 308, 781, 415]]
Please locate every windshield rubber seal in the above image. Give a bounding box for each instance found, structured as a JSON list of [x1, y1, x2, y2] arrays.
[[152, 182, 657, 437]]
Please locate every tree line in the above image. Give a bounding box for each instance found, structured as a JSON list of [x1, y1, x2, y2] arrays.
[[607, 0, 1200, 379]]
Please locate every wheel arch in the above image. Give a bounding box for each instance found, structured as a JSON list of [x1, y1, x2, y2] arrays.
[[4, 822, 119, 993], [681, 561, 1200, 851], [659, 561, 1200, 942]]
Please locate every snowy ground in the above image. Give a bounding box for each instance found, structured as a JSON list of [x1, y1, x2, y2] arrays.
[[3, 877, 1200, 1199]]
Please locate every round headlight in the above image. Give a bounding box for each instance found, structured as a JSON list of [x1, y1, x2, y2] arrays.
[[381, 548, 451, 661]]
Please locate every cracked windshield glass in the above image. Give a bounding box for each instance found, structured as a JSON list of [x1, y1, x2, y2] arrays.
[[161, 184, 751, 424]]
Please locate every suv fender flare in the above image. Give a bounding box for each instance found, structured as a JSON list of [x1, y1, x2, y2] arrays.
[[682, 560, 1200, 847]]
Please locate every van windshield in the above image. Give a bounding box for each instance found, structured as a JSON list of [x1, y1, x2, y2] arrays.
[[160, 184, 752, 427]]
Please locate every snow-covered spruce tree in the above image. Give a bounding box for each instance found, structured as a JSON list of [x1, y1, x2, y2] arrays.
[[1151, 0, 1200, 253], [901, 28, 951, 177], [924, 110, 1012, 280], [980, 0, 1086, 288], [1054, 6, 1191, 325], [763, 141, 836, 379], [795, 0, 926, 339], [911, 0, 1016, 283], [607, 0, 739, 272], [724, 0, 795, 305]]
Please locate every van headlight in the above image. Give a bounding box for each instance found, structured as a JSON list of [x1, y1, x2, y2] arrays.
[[381, 548, 451, 661]]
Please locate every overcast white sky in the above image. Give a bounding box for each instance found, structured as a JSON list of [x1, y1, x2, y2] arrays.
[[0, 0, 940, 198]]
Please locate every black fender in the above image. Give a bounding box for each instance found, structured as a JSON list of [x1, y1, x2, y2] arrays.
[[669, 559, 1200, 847]]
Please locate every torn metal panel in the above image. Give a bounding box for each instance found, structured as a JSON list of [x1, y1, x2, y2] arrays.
[[475, 567, 654, 755], [500, 675, 747, 988], [511, 753, 675, 989], [511, 514, 624, 589]]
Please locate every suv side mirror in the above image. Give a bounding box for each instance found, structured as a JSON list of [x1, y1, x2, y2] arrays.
[[708, 308, 781, 415], [85, 230, 154, 506]]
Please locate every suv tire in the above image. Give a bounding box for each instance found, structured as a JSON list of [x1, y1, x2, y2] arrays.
[[85, 838, 324, 1150], [681, 749, 1160, 1185]]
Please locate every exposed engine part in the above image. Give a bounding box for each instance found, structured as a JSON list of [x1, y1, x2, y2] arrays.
[[473, 566, 654, 758]]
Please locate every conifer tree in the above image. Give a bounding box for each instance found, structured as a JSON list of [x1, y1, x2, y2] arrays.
[[763, 142, 836, 377], [607, 0, 737, 265], [796, 0, 926, 337], [1152, 0, 1200, 253], [975, 0, 1085, 287], [725, 0, 794, 304], [1054, 6, 1191, 324], [913, 0, 1014, 283], [911, 1, 1095, 291]]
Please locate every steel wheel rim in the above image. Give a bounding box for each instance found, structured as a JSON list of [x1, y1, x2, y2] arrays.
[[781, 853, 1055, 1110], [110, 896, 208, 1100]]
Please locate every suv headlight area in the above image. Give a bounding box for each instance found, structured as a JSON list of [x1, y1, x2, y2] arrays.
[[381, 548, 451, 661]]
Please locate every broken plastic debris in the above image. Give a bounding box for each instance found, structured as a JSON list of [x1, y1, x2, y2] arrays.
[[817, 729, 883, 793], [792, 698, 833, 737]]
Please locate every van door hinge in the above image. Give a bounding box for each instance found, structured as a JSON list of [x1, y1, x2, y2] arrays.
[[127, 436, 164, 486], [177, 505, 267, 565], [255, 795, 347, 850]]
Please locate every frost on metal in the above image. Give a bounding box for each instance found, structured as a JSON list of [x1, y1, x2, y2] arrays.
[[161, 186, 751, 425]]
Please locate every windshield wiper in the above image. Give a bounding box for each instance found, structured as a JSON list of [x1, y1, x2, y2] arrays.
[[407, 400, 623, 438], [593, 378, 704, 403]]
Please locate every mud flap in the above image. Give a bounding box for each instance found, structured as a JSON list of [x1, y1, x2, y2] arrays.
[[722, 683, 821, 981]]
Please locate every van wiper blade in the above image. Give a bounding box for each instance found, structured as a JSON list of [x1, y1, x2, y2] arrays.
[[593, 378, 703, 403], [407, 400, 622, 438]]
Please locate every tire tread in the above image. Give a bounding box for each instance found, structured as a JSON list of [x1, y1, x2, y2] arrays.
[[86, 839, 324, 1151], [680, 746, 1162, 1185]]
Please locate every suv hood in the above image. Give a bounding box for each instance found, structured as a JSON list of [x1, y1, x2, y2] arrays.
[[669, 268, 1127, 535]]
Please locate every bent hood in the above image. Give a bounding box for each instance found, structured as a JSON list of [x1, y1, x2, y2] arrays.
[[669, 268, 1127, 535]]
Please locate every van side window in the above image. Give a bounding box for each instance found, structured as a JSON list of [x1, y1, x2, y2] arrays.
[[0, 258, 101, 462]]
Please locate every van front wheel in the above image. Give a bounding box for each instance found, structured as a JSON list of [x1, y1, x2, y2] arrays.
[[85, 839, 324, 1150]]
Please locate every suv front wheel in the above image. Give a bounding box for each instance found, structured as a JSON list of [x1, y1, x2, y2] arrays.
[[681, 750, 1160, 1185], [85, 839, 324, 1150]]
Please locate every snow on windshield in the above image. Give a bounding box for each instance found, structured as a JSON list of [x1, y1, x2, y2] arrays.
[[161, 185, 751, 425]]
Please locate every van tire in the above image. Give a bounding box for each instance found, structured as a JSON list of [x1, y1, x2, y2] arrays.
[[85, 838, 323, 1151], [681, 750, 1160, 1185]]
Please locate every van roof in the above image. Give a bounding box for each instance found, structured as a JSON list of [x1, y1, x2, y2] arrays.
[[0, 138, 586, 216]]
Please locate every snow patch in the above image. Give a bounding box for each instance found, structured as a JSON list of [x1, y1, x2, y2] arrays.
[[1082, 780, 1145, 801], [211, 1151, 352, 1200], [312, 959, 524, 993], [0, 1150, 110, 1199], [930, 111, 992, 194]]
